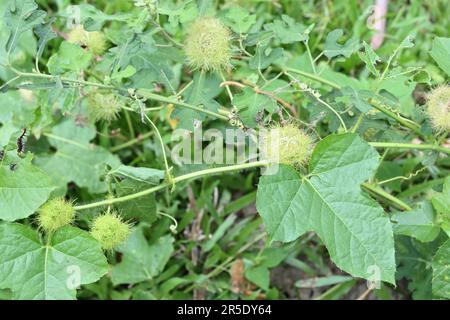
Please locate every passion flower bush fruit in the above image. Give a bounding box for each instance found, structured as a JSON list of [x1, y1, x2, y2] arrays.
[[38, 198, 75, 232], [260, 124, 313, 167], [184, 17, 232, 72], [90, 212, 131, 250], [87, 92, 122, 122], [426, 85, 450, 132]]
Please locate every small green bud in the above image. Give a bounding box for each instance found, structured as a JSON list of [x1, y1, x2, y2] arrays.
[[87, 92, 122, 122], [90, 212, 131, 250], [426, 85, 450, 132], [261, 124, 313, 167], [184, 17, 232, 72], [38, 198, 75, 232]]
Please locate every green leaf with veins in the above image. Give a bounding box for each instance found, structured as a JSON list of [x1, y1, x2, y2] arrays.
[[249, 45, 284, 70], [430, 37, 450, 77], [111, 165, 165, 185], [0, 152, 56, 221], [34, 17, 57, 62], [0, 224, 108, 299], [3, 0, 46, 55], [432, 239, 450, 299], [264, 15, 311, 44], [232, 87, 277, 127], [324, 29, 360, 59], [111, 226, 174, 285], [391, 201, 440, 243], [47, 42, 92, 74], [222, 6, 256, 34], [173, 72, 222, 130], [35, 119, 120, 193], [432, 176, 450, 237], [256, 133, 396, 283], [115, 180, 158, 224], [358, 41, 380, 77]]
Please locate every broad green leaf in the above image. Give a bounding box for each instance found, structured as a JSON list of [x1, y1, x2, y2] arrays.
[[432, 239, 450, 299], [430, 37, 450, 77], [391, 202, 440, 242], [256, 133, 396, 283], [432, 176, 450, 237], [432, 176, 450, 215], [222, 6, 256, 34], [35, 119, 120, 193], [0, 224, 108, 299], [264, 15, 311, 44], [324, 29, 359, 59], [0, 153, 56, 221], [115, 179, 157, 224], [232, 87, 277, 127], [249, 45, 284, 70], [111, 226, 174, 285], [47, 42, 92, 74], [172, 72, 222, 130], [245, 266, 269, 290], [3, 0, 45, 55], [358, 41, 380, 76]]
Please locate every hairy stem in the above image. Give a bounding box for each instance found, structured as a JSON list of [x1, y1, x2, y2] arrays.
[[74, 161, 268, 210], [362, 183, 412, 211], [369, 142, 450, 156], [136, 88, 229, 121]]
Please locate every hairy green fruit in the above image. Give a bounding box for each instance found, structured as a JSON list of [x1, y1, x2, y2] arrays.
[[261, 124, 313, 167], [426, 85, 450, 132], [184, 17, 232, 72], [38, 198, 75, 232], [90, 212, 131, 250], [87, 92, 122, 122], [68, 25, 108, 55]]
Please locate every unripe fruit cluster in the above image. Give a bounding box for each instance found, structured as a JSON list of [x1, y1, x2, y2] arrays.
[[90, 212, 131, 250], [426, 85, 450, 132], [184, 17, 232, 72], [87, 92, 122, 122], [260, 124, 313, 167], [38, 198, 75, 232]]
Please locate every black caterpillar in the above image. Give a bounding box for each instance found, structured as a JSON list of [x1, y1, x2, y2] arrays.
[[17, 128, 27, 155]]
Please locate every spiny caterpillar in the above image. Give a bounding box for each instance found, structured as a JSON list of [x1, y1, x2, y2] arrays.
[[425, 85, 450, 132], [68, 25, 108, 55], [38, 198, 76, 232], [17, 128, 27, 156], [90, 212, 131, 250], [0, 149, 4, 161], [260, 123, 313, 168], [184, 17, 232, 72]]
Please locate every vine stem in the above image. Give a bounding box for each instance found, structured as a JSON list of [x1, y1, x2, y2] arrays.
[[74, 161, 268, 210], [136, 88, 229, 121], [281, 66, 341, 89], [4, 64, 229, 121], [361, 183, 412, 211], [281, 66, 423, 134], [110, 131, 154, 152], [368, 99, 424, 138], [144, 113, 171, 174], [369, 142, 450, 156]]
